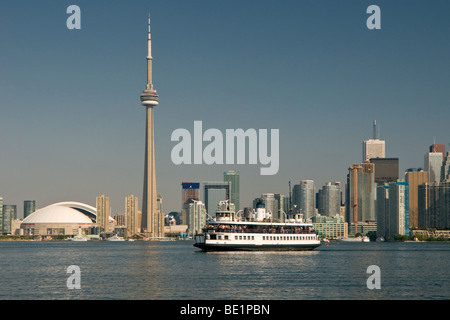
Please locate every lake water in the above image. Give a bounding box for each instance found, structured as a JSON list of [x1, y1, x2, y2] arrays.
[[0, 240, 448, 300]]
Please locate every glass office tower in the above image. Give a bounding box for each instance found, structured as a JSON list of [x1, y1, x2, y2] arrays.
[[292, 180, 315, 220], [224, 170, 240, 212], [24, 200, 36, 219]]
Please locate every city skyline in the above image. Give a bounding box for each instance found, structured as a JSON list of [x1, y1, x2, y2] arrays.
[[1, 1, 450, 216]]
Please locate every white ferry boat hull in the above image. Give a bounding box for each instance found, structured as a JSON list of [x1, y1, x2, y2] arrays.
[[194, 234, 321, 252], [194, 242, 320, 252]]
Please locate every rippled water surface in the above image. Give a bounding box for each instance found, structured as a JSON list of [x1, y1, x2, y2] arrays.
[[0, 241, 448, 299]]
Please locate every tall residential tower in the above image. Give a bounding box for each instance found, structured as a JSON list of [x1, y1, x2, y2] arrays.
[[140, 14, 164, 238]]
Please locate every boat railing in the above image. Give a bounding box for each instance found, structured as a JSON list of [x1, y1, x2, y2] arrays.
[[203, 227, 316, 234]]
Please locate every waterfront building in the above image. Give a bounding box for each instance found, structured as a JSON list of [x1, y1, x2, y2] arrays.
[[114, 213, 126, 227], [126, 194, 139, 237], [348, 222, 377, 236], [96, 194, 110, 233], [140, 14, 164, 238], [405, 169, 428, 228], [2, 204, 17, 234], [24, 200, 36, 218], [418, 182, 450, 230], [292, 180, 315, 220], [376, 181, 410, 239], [224, 170, 240, 211], [346, 162, 376, 234], [320, 182, 341, 217], [425, 151, 443, 183], [20, 202, 97, 236], [183, 199, 207, 236], [311, 215, 348, 239], [203, 181, 231, 217], [370, 158, 399, 184]]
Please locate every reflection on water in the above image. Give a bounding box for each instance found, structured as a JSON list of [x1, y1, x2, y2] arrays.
[[0, 241, 448, 299]]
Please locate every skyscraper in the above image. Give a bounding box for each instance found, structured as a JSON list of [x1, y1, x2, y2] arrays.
[[363, 120, 385, 161], [182, 182, 200, 205], [418, 182, 450, 229], [346, 162, 376, 234], [140, 14, 164, 238], [0, 198, 3, 233], [292, 180, 315, 220], [424, 151, 443, 183], [2, 204, 16, 234], [376, 181, 410, 239], [224, 170, 240, 212], [183, 199, 207, 236], [429, 144, 445, 161], [442, 152, 450, 182], [24, 200, 36, 219], [320, 182, 341, 217], [125, 194, 139, 237], [369, 158, 399, 184], [274, 193, 288, 221], [96, 194, 110, 233], [405, 169, 428, 228]]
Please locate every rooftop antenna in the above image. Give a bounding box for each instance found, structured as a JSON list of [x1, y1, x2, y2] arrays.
[[373, 120, 377, 139]]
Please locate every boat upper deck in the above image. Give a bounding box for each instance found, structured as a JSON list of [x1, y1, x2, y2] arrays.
[[204, 223, 316, 234], [205, 200, 316, 234]]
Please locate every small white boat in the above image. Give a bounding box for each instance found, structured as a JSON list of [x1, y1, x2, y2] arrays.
[[340, 236, 370, 242], [69, 235, 88, 242], [106, 235, 125, 241], [128, 239, 135, 242]]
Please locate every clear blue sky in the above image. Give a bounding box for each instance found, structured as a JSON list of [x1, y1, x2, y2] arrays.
[[1, 0, 449, 217]]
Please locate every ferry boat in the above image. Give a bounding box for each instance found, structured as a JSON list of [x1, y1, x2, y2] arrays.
[[194, 200, 321, 252]]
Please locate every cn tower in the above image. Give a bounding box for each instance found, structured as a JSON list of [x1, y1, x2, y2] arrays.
[[140, 14, 163, 238]]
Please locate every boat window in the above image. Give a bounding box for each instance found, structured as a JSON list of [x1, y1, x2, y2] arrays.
[[263, 236, 265, 240], [224, 235, 228, 240], [210, 234, 216, 240]]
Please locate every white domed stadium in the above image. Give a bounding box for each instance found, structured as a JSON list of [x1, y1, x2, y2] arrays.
[[21, 202, 110, 236]]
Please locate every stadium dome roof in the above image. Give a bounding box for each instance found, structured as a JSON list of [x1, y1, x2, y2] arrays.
[[22, 202, 96, 225]]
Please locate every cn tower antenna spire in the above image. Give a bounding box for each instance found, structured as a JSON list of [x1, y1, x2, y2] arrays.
[[147, 13, 152, 60]]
